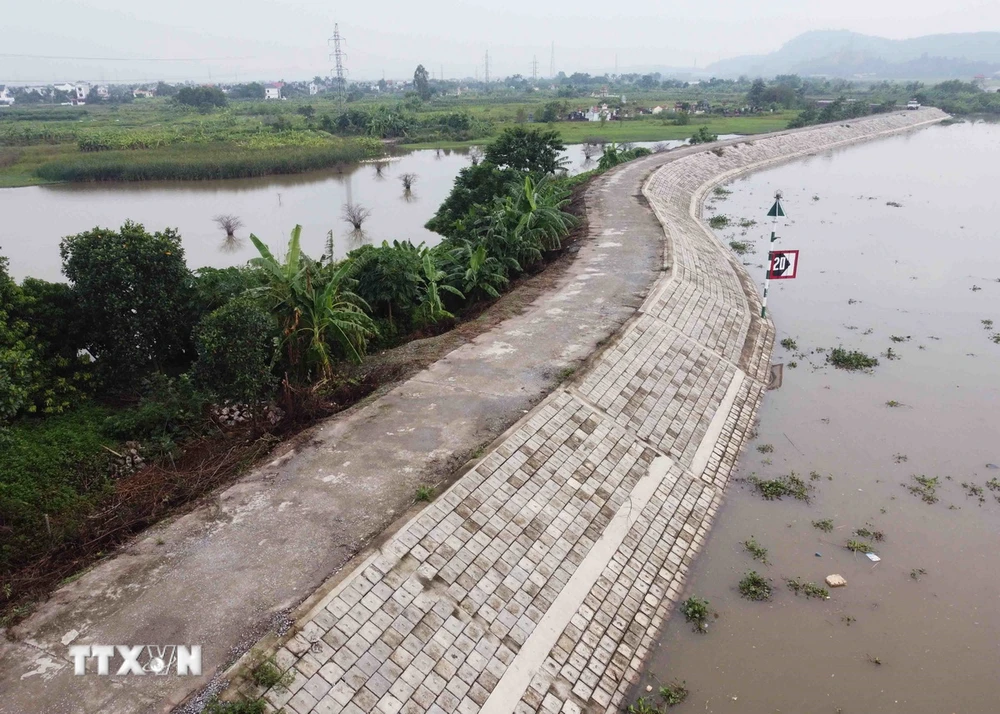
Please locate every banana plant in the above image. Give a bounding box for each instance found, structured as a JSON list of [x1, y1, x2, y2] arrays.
[[249, 225, 375, 383]]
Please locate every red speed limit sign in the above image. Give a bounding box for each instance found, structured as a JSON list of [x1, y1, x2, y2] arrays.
[[767, 249, 799, 280]]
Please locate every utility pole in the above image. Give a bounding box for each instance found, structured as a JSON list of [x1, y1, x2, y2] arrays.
[[550, 41, 555, 77], [761, 191, 785, 318], [532, 55, 538, 82], [440, 64, 444, 82], [484, 49, 490, 85], [329, 23, 347, 107]]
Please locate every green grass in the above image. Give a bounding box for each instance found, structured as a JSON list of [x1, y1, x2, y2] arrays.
[[249, 656, 293, 690], [405, 113, 798, 148], [812, 518, 834, 532], [33, 139, 380, 183], [415, 485, 434, 502], [0, 404, 116, 573]]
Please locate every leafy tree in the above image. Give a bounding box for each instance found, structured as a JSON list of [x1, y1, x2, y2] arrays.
[[193, 295, 278, 403], [155, 81, 178, 97], [484, 127, 566, 174], [59, 221, 196, 390], [174, 85, 227, 109], [425, 163, 525, 238], [229, 82, 265, 100], [746, 78, 767, 108], [413, 64, 432, 101], [538, 101, 566, 123]]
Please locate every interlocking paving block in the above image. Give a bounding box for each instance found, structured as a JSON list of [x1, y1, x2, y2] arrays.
[[576, 314, 737, 467]]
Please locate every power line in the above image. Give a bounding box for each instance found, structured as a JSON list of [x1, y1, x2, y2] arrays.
[[484, 49, 490, 85], [550, 41, 555, 78], [0, 52, 253, 62]]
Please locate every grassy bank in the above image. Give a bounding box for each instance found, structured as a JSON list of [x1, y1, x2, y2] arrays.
[[404, 112, 797, 149], [33, 139, 381, 183]]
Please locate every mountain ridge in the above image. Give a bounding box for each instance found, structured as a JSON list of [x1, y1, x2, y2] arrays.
[[706, 30, 1000, 78]]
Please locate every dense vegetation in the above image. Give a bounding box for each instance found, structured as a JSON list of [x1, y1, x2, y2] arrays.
[[0, 126, 652, 622]]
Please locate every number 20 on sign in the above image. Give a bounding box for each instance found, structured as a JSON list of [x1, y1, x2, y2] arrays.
[[767, 249, 799, 280]]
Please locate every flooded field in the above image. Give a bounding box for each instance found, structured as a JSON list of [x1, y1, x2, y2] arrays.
[[0, 137, 724, 282], [637, 120, 1000, 713]]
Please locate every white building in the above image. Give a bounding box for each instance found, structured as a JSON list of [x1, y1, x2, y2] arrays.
[[651, 105, 664, 114], [0, 87, 14, 106], [264, 83, 282, 100], [584, 104, 609, 122], [74, 83, 90, 101], [308, 82, 320, 95]]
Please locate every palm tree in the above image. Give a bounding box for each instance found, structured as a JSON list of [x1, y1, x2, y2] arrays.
[[249, 225, 375, 384]]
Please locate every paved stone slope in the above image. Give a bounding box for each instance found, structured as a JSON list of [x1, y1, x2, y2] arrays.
[[249, 108, 947, 714]]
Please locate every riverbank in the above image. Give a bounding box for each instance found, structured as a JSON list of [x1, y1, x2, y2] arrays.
[[0, 109, 945, 714]]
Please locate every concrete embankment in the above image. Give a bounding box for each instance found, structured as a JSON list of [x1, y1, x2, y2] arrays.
[[0, 108, 946, 714]]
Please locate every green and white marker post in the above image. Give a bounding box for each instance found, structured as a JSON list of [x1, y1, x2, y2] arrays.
[[761, 190, 785, 318]]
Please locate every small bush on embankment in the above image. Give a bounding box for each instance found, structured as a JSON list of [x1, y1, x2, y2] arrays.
[[0, 405, 116, 574], [34, 140, 381, 182]]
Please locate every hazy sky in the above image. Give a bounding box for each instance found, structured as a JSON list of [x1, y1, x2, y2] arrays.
[[4, 0, 999, 84]]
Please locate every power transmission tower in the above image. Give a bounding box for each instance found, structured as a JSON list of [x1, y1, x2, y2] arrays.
[[550, 41, 555, 77], [440, 64, 444, 81], [484, 49, 490, 85], [532, 56, 538, 82], [328, 23, 347, 107]]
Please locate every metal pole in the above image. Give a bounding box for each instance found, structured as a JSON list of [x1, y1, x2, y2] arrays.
[[762, 190, 783, 319]]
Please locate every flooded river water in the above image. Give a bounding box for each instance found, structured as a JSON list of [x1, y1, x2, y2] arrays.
[[0, 138, 709, 283], [637, 120, 1000, 713]]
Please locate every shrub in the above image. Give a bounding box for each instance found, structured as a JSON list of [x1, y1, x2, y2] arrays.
[[194, 296, 278, 404], [690, 126, 718, 144], [425, 163, 525, 238], [0, 259, 93, 421], [60, 222, 196, 391], [0, 404, 115, 573], [102, 374, 210, 455]]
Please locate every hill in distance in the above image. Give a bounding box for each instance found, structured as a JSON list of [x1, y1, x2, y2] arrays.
[[706, 30, 1000, 79]]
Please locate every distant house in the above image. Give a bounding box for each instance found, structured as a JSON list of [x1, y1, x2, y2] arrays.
[[651, 106, 664, 114], [132, 87, 155, 99], [584, 104, 610, 122], [96, 85, 109, 98], [74, 83, 90, 101], [309, 82, 320, 95], [265, 83, 282, 100], [0, 87, 14, 106]]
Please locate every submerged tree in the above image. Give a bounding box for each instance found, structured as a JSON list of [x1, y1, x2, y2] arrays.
[[342, 203, 372, 232], [400, 173, 417, 191], [214, 214, 244, 238]]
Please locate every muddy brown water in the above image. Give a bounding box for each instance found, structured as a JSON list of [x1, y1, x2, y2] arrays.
[[0, 138, 726, 283], [637, 120, 1000, 714]]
